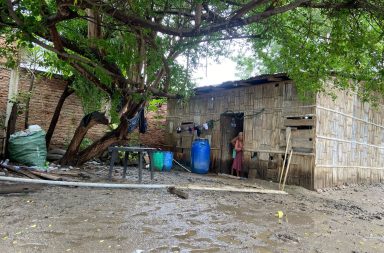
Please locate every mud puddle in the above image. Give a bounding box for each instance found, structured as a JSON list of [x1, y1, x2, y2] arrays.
[[0, 169, 383, 252]]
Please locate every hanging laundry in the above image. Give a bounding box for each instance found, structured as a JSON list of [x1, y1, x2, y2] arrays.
[[207, 120, 214, 129], [138, 108, 147, 133], [126, 107, 147, 133], [196, 127, 201, 137]]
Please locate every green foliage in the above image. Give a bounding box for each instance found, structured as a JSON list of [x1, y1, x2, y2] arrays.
[[9, 91, 33, 115], [2, 0, 383, 109], [147, 98, 166, 112], [238, 7, 384, 102], [71, 77, 108, 115], [127, 132, 140, 147], [79, 137, 93, 151]]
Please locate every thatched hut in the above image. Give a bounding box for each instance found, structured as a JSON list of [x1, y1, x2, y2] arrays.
[[165, 73, 384, 189]]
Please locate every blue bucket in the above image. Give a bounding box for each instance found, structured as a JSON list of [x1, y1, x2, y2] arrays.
[[163, 151, 173, 172]]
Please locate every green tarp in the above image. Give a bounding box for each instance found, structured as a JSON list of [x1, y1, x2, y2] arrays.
[[8, 130, 47, 168]]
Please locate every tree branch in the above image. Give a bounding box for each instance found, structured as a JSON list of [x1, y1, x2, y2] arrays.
[[70, 62, 114, 95], [300, 0, 378, 10], [245, 0, 310, 23], [195, 3, 202, 29], [6, 0, 23, 26], [231, 0, 269, 19]]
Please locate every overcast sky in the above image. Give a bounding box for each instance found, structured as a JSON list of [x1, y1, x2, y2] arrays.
[[192, 58, 238, 87]]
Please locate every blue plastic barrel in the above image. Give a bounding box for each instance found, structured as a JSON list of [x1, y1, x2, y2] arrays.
[[163, 151, 173, 172], [191, 138, 210, 174]]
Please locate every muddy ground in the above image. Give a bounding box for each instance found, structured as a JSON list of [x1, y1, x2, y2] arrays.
[[0, 165, 383, 253]]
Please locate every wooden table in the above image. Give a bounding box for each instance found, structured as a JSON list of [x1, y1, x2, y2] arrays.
[[108, 146, 157, 183]]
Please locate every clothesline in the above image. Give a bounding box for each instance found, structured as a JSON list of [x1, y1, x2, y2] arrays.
[[176, 108, 265, 136]]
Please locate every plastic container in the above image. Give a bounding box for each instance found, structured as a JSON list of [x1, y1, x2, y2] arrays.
[[163, 151, 173, 172], [152, 151, 164, 171], [191, 138, 210, 174]]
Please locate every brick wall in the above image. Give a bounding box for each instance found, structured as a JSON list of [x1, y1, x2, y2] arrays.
[[138, 104, 167, 149], [0, 66, 167, 152], [0, 67, 107, 149], [0, 68, 10, 150]]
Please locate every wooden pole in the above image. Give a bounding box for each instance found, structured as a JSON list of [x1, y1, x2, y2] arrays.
[[177, 185, 287, 195], [173, 159, 191, 172], [0, 176, 288, 194], [0, 163, 40, 179], [279, 129, 291, 188], [4, 103, 18, 158], [29, 171, 63, 181], [282, 149, 293, 191]]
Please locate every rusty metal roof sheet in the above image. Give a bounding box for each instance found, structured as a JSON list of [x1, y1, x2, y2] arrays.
[[194, 73, 290, 94]]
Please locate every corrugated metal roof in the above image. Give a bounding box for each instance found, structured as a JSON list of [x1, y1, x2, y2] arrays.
[[194, 73, 290, 94]]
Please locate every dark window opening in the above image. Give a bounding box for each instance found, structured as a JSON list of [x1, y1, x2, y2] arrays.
[[297, 126, 313, 130], [286, 116, 313, 120]]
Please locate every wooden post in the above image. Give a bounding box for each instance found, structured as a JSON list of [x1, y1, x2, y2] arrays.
[[278, 127, 291, 188], [282, 149, 293, 191], [4, 103, 18, 158]]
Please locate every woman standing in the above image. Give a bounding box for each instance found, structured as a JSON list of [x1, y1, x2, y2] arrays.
[[231, 132, 244, 177]]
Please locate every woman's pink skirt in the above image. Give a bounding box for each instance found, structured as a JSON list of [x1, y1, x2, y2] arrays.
[[232, 151, 243, 172]]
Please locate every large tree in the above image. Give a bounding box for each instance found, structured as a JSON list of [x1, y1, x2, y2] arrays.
[[0, 0, 383, 165], [234, 1, 384, 102]]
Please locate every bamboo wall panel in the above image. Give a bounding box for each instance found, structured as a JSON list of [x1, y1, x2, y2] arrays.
[[167, 81, 317, 189], [315, 89, 384, 188]]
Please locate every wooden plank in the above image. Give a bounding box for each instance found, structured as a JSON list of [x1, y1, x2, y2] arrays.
[[30, 171, 63, 181], [178, 184, 287, 195], [0, 163, 40, 179], [291, 137, 314, 149], [243, 149, 315, 156], [290, 129, 314, 139], [0, 183, 43, 194], [180, 135, 193, 148], [284, 118, 315, 127], [281, 138, 313, 150]]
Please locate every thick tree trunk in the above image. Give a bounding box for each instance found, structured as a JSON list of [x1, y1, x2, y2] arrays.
[[46, 82, 74, 148], [87, 9, 102, 39], [5, 103, 18, 158], [59, 112, 109, 165], [59, 99, 144, 166], [75, 131, 121, 166]]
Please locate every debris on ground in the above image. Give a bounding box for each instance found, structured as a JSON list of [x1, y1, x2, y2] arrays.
[[167, 186, 189, 199], [0, 183, 43, 194]]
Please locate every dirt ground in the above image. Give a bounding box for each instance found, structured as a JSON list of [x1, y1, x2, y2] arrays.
[[0, 165, 383, 253]]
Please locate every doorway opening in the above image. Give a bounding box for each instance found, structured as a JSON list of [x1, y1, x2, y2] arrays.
[[219, 112, 244, 175]]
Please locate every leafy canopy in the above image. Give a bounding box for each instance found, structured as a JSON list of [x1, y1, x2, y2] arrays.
[[0, 0, 383, 109], [235, 3, 384, 102]]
